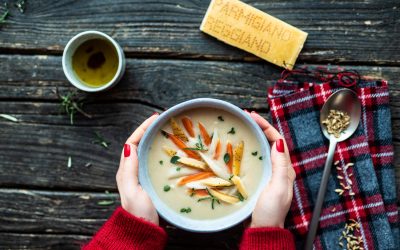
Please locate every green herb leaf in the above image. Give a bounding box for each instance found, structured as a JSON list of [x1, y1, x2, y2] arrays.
[[227, 127, 236, 134], [251, 151, 258, 156], [176, 167, 181, 171], [218, 116, 224, 121], [223, 153, 230, 164], [259, 156, 263, 160], [159, 160, 163, 165], [92, 132, 110, 149], [57, 89, 92, 125], [180, 207, 191, 213], [0, 8, 9, 23], [97, 200, 114, 206], [197, 197, 212, 202], [170, 156, 180, 164], [229, 175, 234, 180], [163, 185, 171, 192], [237, 193, 244, 202], [0, 114, 18, 122]]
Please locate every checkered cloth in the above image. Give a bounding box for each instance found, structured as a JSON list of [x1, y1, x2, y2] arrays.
[[267, 73, 399, 249]]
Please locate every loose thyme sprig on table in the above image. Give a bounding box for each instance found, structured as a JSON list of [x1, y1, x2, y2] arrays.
[[57, 89, 92, 125], [0, 3, 9, 23], [92, 132, 110, 149]]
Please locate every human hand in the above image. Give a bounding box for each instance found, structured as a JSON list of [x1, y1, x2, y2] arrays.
[[249, 111, 296, 228], [116, 113, 160, 225]]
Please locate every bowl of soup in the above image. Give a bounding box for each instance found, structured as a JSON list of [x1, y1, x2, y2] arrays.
[[138, 98, 272, 232]]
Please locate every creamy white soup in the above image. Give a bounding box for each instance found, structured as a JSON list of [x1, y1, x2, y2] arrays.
[[148, 108, 263, 220]]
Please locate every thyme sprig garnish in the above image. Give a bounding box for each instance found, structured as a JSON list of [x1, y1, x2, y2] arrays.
[[57, 89, 92, 125], [184, 135, 208, 151], [197, 188, 220, 209], [92, 132, 110, 149]]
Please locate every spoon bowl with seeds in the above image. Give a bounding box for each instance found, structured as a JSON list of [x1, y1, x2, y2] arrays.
[[305, 89, 361, 250]]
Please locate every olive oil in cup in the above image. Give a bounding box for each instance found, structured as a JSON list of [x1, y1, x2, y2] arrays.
[[62, 31, 125, 92]]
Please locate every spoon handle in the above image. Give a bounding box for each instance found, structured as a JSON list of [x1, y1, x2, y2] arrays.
[[304, 138, 337, 250]]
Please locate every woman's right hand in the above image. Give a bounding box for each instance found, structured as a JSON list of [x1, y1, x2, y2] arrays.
[[248, 111, 296, 228]]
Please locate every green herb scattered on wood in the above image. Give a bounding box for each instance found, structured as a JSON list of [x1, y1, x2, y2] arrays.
[[227, 127, 236, 134], [170, 155, 180, 164], [15, 0, 25, 13], [218, 116, 224, 121], [92, 132, 110, 149], [0, 3, 9, 23], [252, 151, 258, 156], [97, 200, 114, 206], [57, 89, 92, 125], [0, 114, 18, 122], [180, 207, 191, 213], [223, 153, 230, 164], [163, 185, 171, 192]]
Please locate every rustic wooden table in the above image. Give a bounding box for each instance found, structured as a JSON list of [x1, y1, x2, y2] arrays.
[[0, 0, 399, 249]]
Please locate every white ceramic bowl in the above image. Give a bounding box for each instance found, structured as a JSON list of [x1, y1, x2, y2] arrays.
[[62, 31, 126, 92], [138, 98, 272, 232]]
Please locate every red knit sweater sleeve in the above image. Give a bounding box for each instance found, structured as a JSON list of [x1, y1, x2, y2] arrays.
[[83, 206, 167, 250], [240, 227, 295, 250]]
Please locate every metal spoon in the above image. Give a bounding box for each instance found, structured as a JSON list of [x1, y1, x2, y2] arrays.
[[305, 89, 361, 250]]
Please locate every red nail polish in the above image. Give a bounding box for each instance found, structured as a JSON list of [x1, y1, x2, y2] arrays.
[[243, 109, 249, 113], [276, 139, 285, 153], [124, 144, 131, 157], [152, 112, 159, 115]]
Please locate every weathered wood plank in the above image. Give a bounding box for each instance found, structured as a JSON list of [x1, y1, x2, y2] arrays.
[[0, 233, 90, 250], [0, 189, 242, 249], [1, 55, 400, 108], [0, 0, 398, 64], [1, 100, 400, 199]]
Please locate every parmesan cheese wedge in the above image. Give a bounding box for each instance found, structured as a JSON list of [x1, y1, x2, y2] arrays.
[[208, 189, 239, 204]]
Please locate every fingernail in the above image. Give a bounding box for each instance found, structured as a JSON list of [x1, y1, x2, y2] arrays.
[[124, 144, 131, 157], [243, 109, 249, 113], [152, 112, 159, 116], [276, 139, 285, 153], [251, 111, 258, 114]]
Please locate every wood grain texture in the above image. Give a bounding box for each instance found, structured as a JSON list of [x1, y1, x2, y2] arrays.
[[0, 0, 398, 64], [0, 189, 242, 250]]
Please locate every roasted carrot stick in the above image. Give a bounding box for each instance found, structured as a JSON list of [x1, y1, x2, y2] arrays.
[[164, 131, 201, 160], [226, 142, 233, 172], [198, 122, 211, 146], [213, 139, 221, 160], [178, 172, 214, 186], [182, 116, 195, 137]]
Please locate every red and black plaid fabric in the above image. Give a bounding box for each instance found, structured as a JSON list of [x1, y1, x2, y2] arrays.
[[267, 73, 399, 249]]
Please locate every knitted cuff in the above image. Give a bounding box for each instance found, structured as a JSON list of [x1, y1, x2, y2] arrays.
[[83, 206, 167, 250], [240, 227, 295, 250]]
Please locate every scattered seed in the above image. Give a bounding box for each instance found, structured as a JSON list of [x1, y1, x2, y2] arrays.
[[337, 175, 344, 180], [85, 162, 92, 168], [345, 186, 351, 190], [336, 166, 342, 171], [334, 160, 340, 165], [332, 207, 336, 212], [349, 192, 355, 196]]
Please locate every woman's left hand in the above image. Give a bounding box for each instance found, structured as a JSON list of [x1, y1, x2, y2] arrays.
[[116, 113, 160, 225]]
